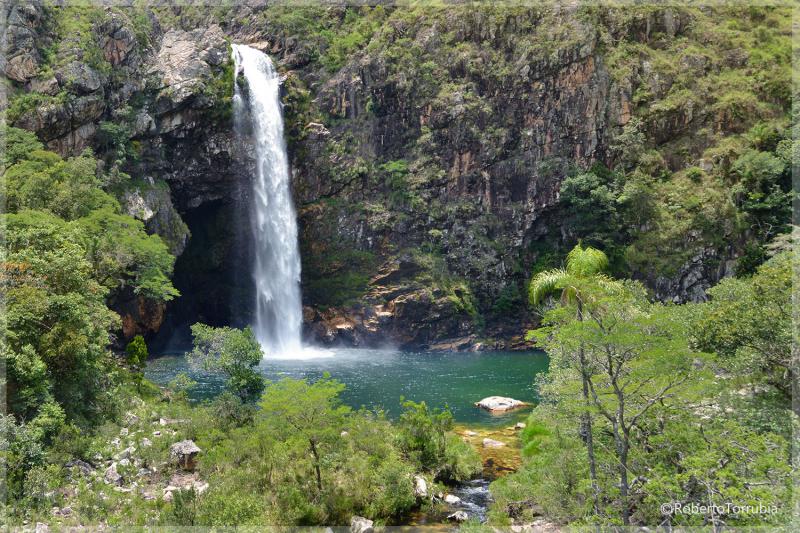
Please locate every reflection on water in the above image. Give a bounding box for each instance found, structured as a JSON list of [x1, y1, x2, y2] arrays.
[[146, 347, 549, 427]]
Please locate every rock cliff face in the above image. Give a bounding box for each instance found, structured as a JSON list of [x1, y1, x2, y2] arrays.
[[4, 3, 786, 349]]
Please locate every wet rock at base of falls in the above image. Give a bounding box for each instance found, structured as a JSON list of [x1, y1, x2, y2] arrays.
[[170, 440, 202, 471], [448, 510, 469, 522], [475, 396, 529, 412], [350, 516, 374, 533]]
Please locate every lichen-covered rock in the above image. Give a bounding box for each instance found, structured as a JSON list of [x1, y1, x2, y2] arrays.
[[1, 0, 44, 82], [55, 61, 105, 95]]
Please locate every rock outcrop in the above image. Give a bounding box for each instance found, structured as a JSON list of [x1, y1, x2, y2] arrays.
[[3, 3, 769, 347]]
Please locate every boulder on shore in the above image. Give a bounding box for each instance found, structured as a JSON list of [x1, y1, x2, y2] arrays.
[[448, 510, 469, 522], [350, 516, 374, 533], [414, 475, 428, 499], [170, 440, 202, 470], [444, 494, 461, 504], [474, 396, 529, 412]]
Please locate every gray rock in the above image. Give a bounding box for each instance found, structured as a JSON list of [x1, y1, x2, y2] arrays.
[[170, 440, 202, 470], [104, 463, 123, 486], [448, 510, 469, 522], [65, 459, 94, 477], [444, 494, 461, 504], [413, 475, 428, 498], [483, 438, 506, 448], [55, 61, 104, 94], [124, 412, 140, 426], [350, 516, 374, 533], [475, 396, 529, 412]]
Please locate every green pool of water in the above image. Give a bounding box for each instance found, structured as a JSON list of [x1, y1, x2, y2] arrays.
[[146, 347, 549, 427]]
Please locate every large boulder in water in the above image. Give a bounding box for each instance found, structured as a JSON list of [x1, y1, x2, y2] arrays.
[[474, 396, 529, 412]]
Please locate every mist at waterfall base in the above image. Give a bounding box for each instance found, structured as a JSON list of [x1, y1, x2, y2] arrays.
[[146, 347, 548, 426], [234, 44, 321, 359]]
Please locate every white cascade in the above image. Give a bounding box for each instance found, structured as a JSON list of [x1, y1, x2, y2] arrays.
[[232, 44, 303, 357]]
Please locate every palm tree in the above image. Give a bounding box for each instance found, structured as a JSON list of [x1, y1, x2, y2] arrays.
[[529, 242, 615, 516]]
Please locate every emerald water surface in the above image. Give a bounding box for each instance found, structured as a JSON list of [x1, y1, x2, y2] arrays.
[[146, 348, 549, 427]]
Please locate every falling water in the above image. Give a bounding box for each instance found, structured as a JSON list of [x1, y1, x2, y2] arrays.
[[232, 44, 302, 357]]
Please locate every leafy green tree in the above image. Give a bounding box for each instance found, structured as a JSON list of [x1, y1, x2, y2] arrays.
[[694, 250, 793, 404], [528, 242, 618, 513], [76, 207, 179, 301], [541, 287, 707, 525], [2, 210, 118, 423], [125, 335, 148, 392], [396, 399, 481, 482], [258, 376, 350, 494], [190, 324, 265, 403]]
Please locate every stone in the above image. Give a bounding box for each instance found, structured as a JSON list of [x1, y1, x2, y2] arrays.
[[124, 412, 140, 426], [65, 459, 94, 477], [464, 430, 478, 436], [137, 468, 151, 478], [120, 428, 129, 437], [104, 463, 123, 486], [118, 458, 131, 467], [475, 396, 529, 412], [483, 438, 506, 448], [350, 516, 374, 533], [515, 422, 527, 430], [413, 475, 428, 498], [193, 481, 210, 495], [141, 438, 153, 448], [153, 431, 162, 436], [55, 61, 104, 94], [448, 511, 469, 522], [170, 440, 202, 470], [35, 523, 49, 533], [116, 446, 135, 460], [444, 494, 461, 504]]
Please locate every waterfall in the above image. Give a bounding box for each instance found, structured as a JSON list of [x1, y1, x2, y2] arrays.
[[232, 44, 303, 357]]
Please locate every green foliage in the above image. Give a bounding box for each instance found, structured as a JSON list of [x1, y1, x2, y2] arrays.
[[693, 250, 792, 398], [5, 92, 67, 123], [189, 324, 264, 402], [498, 253, 792, 527], [397, 399, 481, 483], [125, 335, 148, 391], [528, 242, 610, 307], [75, 208, 179, 301]]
